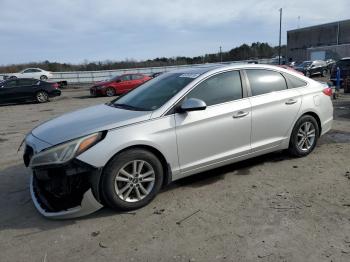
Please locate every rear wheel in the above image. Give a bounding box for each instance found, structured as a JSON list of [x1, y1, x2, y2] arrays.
[[105, 87, 115, 97], [40, 75, 48, 81], [288, 115, 319, 157], [36, 91, 49, 103], [101, 149, 163, 211]]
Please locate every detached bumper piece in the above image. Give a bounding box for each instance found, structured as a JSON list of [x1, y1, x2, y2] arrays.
[[30, 160, 103, 219]]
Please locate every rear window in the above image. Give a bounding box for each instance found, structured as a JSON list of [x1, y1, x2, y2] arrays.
[[283, 73, 307, 89]]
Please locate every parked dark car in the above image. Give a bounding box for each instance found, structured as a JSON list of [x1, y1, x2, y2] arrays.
[[330, 57, 350, 86], [295, 60, 328, 77], [0, 78, 61, 104]]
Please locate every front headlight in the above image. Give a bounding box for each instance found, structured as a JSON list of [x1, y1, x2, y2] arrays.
[[29, 132, 103, 168]]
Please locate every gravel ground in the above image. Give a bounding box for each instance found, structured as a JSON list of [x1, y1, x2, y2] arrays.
[[0, 87, 350, 262]]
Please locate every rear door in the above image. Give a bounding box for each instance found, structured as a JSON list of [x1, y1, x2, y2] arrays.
[[17, 79, 38, 99], [130, 74, 144, 89], [175, 70, 251, 175], [117, 75, 132, 93], [245, 69, 302, 152]]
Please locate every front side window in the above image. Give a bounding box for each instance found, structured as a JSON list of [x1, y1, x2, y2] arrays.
[[186, 71, 242, 106], [4, 80, 17, 88], [110, 73, 197, 111], [120, 75, 131, 81], [246, 69, 287, 96]]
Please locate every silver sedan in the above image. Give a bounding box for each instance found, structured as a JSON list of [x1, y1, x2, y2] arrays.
[[23, 64, 333, 218]]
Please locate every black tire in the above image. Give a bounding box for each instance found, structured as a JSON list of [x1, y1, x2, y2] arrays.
[[35, 91, 49, 103], [40, 75, 48, 81], [305, 71, 311, 78], [288, 115, 320, 157], [9, 76, 17, 79], [101, 149, 164, 211], [105, 87, 115, 97], [321, 69, 327, 77]]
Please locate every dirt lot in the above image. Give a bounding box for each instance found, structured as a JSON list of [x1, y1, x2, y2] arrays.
[[0, 87, 350, 262]]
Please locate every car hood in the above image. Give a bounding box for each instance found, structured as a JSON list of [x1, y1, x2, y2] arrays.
[[31, 104, 152, 145]]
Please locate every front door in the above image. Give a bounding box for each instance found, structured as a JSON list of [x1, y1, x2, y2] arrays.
[[175, 70, 252, 175]]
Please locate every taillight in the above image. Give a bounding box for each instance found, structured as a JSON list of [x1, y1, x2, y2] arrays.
[[322, 87, 332, 96], [52, 83, 59, 89]]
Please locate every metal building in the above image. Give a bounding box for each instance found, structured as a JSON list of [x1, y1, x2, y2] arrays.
[[287, 19, 350, 62]]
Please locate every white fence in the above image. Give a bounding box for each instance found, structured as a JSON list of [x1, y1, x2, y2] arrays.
[[1, 58, 276, 84]]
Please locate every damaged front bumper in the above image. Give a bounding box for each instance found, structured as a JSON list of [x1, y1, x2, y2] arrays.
[[24, 141, 104, 219], [30, 174, 103, 219]]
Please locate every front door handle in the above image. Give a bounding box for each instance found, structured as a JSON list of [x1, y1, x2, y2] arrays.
[[285, 99, 297, 105], [233, 111, 249, 118]]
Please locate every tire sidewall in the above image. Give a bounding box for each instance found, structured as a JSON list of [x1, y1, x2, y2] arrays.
[[101, 149, 163, 211], [289, 115, 319, 157]]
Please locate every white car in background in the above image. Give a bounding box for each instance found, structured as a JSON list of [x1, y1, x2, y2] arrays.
[[8, 68, 53, 80]]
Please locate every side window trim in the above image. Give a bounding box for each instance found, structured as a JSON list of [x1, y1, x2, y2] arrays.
[[165, 69, 247, 116]]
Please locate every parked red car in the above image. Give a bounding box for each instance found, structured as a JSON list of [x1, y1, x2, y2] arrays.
[[90, 73, 151, 97]]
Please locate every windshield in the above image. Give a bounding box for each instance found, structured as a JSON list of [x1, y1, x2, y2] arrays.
[[109, 72, 198, 111], [299, 61, 312, 68]]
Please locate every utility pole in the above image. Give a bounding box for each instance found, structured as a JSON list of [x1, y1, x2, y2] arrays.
[[278, 8, 282, 65], [219, 46, 222, 63], [297, 16, 301, 29]]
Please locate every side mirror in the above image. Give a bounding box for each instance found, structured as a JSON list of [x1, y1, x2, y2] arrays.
[[178, 98, 207, 113]]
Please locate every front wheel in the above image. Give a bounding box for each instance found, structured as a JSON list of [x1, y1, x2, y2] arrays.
[[40, 75, 48, 81], [321, 69, 327, 77], [305, 71, 311, 78], [288, 115, 319, 157], [36, 91, 49, 103], [101, 149, 164, 211], [105, 87, 116, 97]]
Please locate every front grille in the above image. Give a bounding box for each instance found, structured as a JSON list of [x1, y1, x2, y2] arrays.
[[23, 145, 34, 167]]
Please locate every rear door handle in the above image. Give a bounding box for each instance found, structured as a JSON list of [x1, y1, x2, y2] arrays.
[[285, 99, 297, 105], [233, 111, 249, 118]]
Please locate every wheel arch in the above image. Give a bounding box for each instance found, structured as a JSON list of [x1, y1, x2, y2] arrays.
[[300, 111, 322, 135], [102, 144, 172, 188]]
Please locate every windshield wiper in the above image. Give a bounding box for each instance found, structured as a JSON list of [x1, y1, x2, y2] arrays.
[[110, 103, 148, 111]]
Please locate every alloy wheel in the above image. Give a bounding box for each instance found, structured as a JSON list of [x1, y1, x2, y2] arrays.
[[296, 121, 316, 151], [36, 92, 48, 103], [114, 160, 155, 202], [106, 88, 115, 97]]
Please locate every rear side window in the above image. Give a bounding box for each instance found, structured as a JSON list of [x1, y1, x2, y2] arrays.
[[131, 74, 143, 80], [246, 69, 287, 96], [283, 73, 307, 89], [186, 71, 242, 106]]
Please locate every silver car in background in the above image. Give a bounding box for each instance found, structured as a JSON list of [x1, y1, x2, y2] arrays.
[[23, 64, 333, 219]]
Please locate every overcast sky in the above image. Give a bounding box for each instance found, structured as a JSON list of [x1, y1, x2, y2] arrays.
[[0, 0, 349, 65]]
